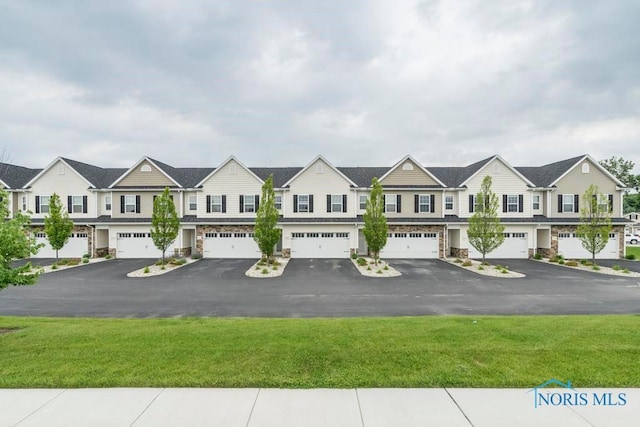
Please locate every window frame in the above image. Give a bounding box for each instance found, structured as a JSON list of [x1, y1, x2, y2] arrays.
[[124, 195, 136, 213], [418, 194, 430, 213], [507, 195, 519, 213], [385, 194, 397, 213], [39, 195, 50, 214], [72, 195, 84, 213], [331, 194, 343, 213], [596, 193, 609, 211], [298, 194, 310, 213], [211, 195, 222, 213], [562, 194, 574, 213], [275, 195, 282, 210], [21, 195, 27, 211], [188, 195, 197, 211], [532, 195, 540, 211], [105, 195, 112, 212], [359, 195, 367, 210], [445, 195, 453, 210], [243, 195, 256, 213]]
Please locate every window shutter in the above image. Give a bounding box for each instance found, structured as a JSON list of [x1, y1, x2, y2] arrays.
[[574, 194, 579, 213], [120, 195, 125, 214], [414, 195, 419, 213], [206, 195, 211, 213], [558, 195, 562, 213], [342, 194, 347, 213], [135, 195, 141, 213], [469, 195, 474, 213], [327, 195, 331, 213], [518, 195, 523, 213], [67, 196, 72, 213], [83, 196, 88, 213], [239, 195, 244, 213], [502, 195, 507, 213], [430, 195, 435, 213], [608, 194, 614, 213], [153, 195, 157, 204], [255, 195, 259, 211], [35, 196, 40, 213], [222, 195, 227, 213], [293, 195, 298, 213], [396, 195, 401, 213], [309, 195, 314, 213]]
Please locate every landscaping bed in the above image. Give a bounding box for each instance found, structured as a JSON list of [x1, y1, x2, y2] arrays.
[[127, 256, 198, 277], [351, 256, 401, 277], [537, 255, 640, 277], [445, 258, 525, 278], [40, 255, 112, 274], [245, 257, 290, 278]]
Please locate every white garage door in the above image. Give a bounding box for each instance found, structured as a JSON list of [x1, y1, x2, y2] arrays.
[[290, 232, 350, 258], [381, 232, 439, 259], [203, 232, 261, 258], [468, 232, 529, 259], [33, 232, 89, 258], [558, 233, 619, 259], [117, 232, 175, 259]]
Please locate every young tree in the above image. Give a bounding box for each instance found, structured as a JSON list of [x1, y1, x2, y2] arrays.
[[0, 188, 42, 290], [44, 193, 74, 262], [467, 175, 505, 263], [577, 184, 612, 265], [254, 174, 280, 264], [363, 177, 388, 265], [151, 187, 180, 266]]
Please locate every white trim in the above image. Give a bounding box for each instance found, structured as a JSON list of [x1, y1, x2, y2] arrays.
[[24, 157, 95, 188], [378, 154, 446, 187], [194, 155, 264, 187], [282, 155, 357, 187], [549, 155, 625, 187], [459, 155, 535, 187], [109, 157, 182, 188]]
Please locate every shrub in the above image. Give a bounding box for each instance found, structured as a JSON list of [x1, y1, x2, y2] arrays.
[[82, 258, 89, 264], [565, 261, 578, 267], [272, 265, 278, 271], [478, 266, 484, 271], [155, 260, 165, 266], [592, 265, 600, 271], [579, 259, 588, 265], [191, 252, 202, 260], [351, 252, 358, 260], [533, 253, 542, 260], [261, 268, 269, 274], [626, 254, 636, 260], [383, 265, 389, 271], [548, 258, 557, 263], [558, 259, 565, 265], [82, 253, 90, 259], [454, 258, 463, 264], [494, 265, 502, 270], [255, 266, 260, 270], [169, 258, 186, 266], [105, 254, 112, 259], [51, 264, 58, 270], [357, 258, 367, 266], [367, 266, 371, 271], [623, 268, 630, 274], [462, 260, 472, 267], [501, 269, 509, 274], [377, 269, 382, 274], [143, 266, 150, 274], [272, 261, 281, 267], [612, 265, 622, 271], [481, 261, 490, 266]]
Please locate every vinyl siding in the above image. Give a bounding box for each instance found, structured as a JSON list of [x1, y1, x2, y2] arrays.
[[380, 159, 440, 186], [382, 191, 442, 218], [115, 160, 175, 187]]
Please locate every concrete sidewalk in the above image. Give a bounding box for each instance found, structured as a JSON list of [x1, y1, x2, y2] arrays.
[[1, 388, 638, 426]]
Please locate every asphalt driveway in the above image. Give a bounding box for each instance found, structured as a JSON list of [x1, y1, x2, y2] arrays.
[[0, 258, 639, 318]]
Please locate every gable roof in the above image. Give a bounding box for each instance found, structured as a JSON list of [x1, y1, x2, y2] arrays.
[[516, 154, 625, 188], [194, 156, 264, 188], [109, 157, 182, 188], [0, 162, 41, 189], [250, 167, 303, 188], [378, 155, 447, 187], [458, 155, 535, 187], [337, 167, 390, 188], [24, 157, 102, 189], [282, 155, 357, 187]]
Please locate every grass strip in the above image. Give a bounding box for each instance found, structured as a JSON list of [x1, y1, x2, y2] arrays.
[[626, 246, 640, 259], [1, 315, 638, 388]]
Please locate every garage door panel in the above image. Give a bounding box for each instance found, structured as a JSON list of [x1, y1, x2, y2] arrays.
[[33, 233, 88, 258], [203, 232, 260, 259], [381, 232, 439, 259], [291, 232, 350, 258], [117, 232, 175, 259], [558, 233, 619, 259], [468, 233, 528, 259]]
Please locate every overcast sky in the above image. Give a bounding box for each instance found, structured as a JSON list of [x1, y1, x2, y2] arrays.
[[1, 0, 639, 171]]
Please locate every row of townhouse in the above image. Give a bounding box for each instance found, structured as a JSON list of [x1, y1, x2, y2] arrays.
[[0, 153, 629, 260]]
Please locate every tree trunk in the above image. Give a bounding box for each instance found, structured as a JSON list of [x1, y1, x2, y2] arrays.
[[56, 249, 59, 263]]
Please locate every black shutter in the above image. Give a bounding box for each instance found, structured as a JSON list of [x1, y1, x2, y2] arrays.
[[35, 196, 40, 213], [67, 196, 72, 213], [574, 194, 579, 213], [239, 195, 244, 213], [309, 195, 314, 213], [558, 195, 562, 213], [502, 195, 507, 213], [430, 194, 435, 213], [396, 195, 401, 213], [153, 195, 157, 204], [327, 195, 331, 212], [255, 195, 259, 211], [469, 195, 474, 213], [120, 195, 125, 214], [518, 195, 523, 213], [414, 195, 419, 213], [206, 195, 211, 213], [342, 194, 347, 213], [608, 194, 614, 213], [294, 195, 298, 213], [222, 195, 226, 213], [83, 196, 88, 213], [135, 195, 141, 213]]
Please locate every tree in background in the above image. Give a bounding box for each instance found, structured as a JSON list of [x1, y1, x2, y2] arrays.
[[0, 188, 42, 290], [44, 193, 74, 262], [467, 175, 505, 263], [151, 187, 180, 267], [363, 177, 387, 265], [254, 175, 280, 264], [577, 184, 612, 265], [599, 156, 639, 214]]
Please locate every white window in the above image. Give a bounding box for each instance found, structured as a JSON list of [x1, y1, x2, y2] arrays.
[[507, 195, 519, 213], [298, 195, 309, 213], [125, 195, 136, 213], [359, 195, 367, 210], [141, 165, 152, 172], [597, 194, 609, 211], [21, 196, 27, 211], [57, 164, 65, 175], [562, 194, 574, 213], [211, 195, 222, 213], [532, 195, 540, 210], [189, 196, 197, 211], [243, 195, 255, 213], [582, 163, 590, 173], [316, 164, 324, 174], [402, 163, 414, 171], [71, 196, 83, 213], [275, 195, 282, 210], [229, 164, 237, 174], [105, 195, 112, 212], [385, 194, 397, 213], [445, 195, 453, 210], [418, 194, 430, 213], [39, 195, 50, 214], [331, 194, 342, 212]]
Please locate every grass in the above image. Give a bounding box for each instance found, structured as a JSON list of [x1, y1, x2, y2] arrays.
[[626, 246, 640, 259], [0, 316, 639, 388]]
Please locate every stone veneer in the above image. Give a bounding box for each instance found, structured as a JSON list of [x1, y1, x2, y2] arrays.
[[549, 225, 626, 259], [450, 247, 469, 259], [387, 225, 446, 258], [195, 225, 255, 256]]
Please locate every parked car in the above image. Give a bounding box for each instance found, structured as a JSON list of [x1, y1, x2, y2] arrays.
[[625, 233, 640, 245]]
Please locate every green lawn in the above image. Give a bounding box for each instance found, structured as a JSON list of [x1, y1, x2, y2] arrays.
[[626, 245, 640, 259], [1, 316, 638, 388]]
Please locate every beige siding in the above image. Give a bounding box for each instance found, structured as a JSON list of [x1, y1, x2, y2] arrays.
[[380, 159, 439, 186], [550, 158, 622, 217], [285, 158, 355, 218], [111, 190, 181, 218], [115, 160, 175, 187], [382, 190, 443, 218], [442, 191, 458, 216], [459, 158, 532, 218], [198, 159, 263, 218]]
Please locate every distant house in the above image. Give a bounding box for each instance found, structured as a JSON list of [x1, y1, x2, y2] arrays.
[[625, 212, 640, 234]]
